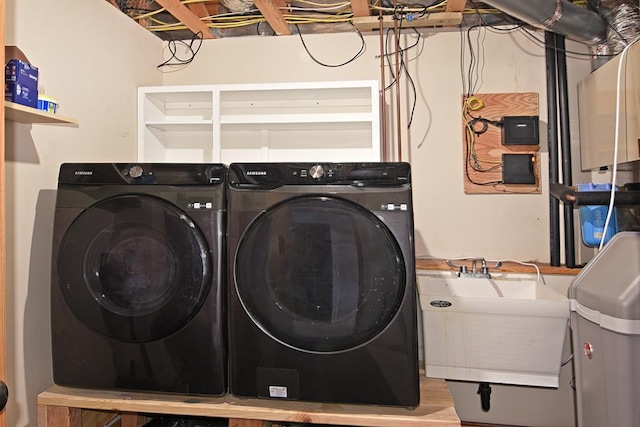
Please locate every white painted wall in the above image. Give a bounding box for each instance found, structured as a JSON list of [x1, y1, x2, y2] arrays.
[[4, 1, 162, 425], [162, 30, 594, 263]]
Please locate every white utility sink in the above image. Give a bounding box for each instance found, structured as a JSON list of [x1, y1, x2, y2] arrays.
[[417, 271, 570, 388]]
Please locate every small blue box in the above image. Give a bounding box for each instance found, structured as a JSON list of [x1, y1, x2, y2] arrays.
[[5, 59, 38, 86], [577, 183, 618, 247], [5, 59, 39, 108], [5, 82, 38, 108]]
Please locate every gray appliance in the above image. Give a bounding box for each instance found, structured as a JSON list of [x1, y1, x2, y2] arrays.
[[570, 232, 640, 427]]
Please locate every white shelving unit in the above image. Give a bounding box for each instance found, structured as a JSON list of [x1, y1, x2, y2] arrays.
[[138, 87, 215, 162], [138, 81, 380, 163]]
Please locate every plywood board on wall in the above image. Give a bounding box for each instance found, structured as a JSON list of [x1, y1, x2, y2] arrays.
[[462, 92, 541, 194]]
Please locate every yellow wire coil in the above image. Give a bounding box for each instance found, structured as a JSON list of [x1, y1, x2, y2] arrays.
[[465, 96, 484, 112]]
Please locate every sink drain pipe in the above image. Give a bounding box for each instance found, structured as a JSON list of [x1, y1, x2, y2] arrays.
[[477, 382, 492, 412]]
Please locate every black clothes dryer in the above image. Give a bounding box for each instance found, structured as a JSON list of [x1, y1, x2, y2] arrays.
[[227, 162, 420, 407], [51, 163, 226, 395]]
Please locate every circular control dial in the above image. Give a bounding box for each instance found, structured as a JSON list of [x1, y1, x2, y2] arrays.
[[129, 165, 144, 178], [309, 165, 324, 179]]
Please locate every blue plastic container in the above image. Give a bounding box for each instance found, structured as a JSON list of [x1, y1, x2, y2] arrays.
[[577, 183, 618, 247]]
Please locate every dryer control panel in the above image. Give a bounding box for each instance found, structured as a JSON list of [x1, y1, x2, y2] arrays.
[[229, 162, 410, 188]]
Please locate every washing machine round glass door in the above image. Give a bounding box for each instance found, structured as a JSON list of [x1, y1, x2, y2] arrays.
[[235, 195, 406, 353], [57, 194, 211, 343]]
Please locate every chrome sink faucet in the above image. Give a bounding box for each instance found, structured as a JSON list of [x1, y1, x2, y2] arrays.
[[446, 258, 502, 279]]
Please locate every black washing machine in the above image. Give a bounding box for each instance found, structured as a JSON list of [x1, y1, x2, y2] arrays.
[[227, 162, 419, 407], [51, 163, 226, 395]]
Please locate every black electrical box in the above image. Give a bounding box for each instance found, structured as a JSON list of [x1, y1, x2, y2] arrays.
[[502, 153, 536, 185], [502, 116, 539, 145]]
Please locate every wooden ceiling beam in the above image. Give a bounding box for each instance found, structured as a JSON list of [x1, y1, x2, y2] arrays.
[[154, 0, 216, 38], [444, 0, 467, 12], [350, 0, 370, 17], [254, 0, 292, 35], [135, 0, 152, 27], [187, 1, 211, 18], [353, 12, 462, 31], [205, 3, 219, 16]]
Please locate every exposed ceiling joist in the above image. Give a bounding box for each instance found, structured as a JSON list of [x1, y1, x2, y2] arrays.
[[154, 0, 216, 38], [187, 1, 211, 18], [445, 0, 467, 12], [350, 0, 371, 18], [106, 1, 534, 40], [352, 12, 463, 31], [254, 0, 292, 35], [134, 0, 152, 27]]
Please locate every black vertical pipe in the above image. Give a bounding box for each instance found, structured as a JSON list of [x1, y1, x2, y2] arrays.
[[555, 34, 577, 268], [545, 31, 561, 267]]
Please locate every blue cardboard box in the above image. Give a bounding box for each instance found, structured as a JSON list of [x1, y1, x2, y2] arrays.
[[5, 82, 38, 108], [5, 59, 39, 108], [5, 59, 38, 86]]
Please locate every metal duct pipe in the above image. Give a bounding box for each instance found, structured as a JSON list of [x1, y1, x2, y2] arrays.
[[587, 0, 640, 53], [482, 0, 608, 46]]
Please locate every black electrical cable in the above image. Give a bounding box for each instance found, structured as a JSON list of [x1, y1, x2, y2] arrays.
[[401, 29, 421, 128], [466, 24, 485, 97], [460, 23, 484, 99], [381, 21, 421, 128], [459, 25, 468, 97], [465, 25, 477, 97], [116, 0, 155, 16], [157, 31, 204, 69], [296, 23, 365, 67], [398, 0, 448, 18], [256, 21, 276, 36], [464, 122, 503, 185], [466, 27, 475, 97], [468, 117, 503, 135]]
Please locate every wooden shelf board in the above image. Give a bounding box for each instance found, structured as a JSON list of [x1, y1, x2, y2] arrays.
[[220, 113, 373, 125], [5, 101, 78, 125], [146, 121, 213, 131]]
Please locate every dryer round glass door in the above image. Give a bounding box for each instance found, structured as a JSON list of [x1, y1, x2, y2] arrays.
[[57, 194, 212, 343], [234, 195, 406, 353]]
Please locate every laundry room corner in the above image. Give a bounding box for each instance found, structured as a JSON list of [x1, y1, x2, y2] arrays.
[[3, 0, 638, 426]]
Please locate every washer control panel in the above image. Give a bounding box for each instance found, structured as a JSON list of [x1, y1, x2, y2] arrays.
[[57, 163, 226, 186]]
